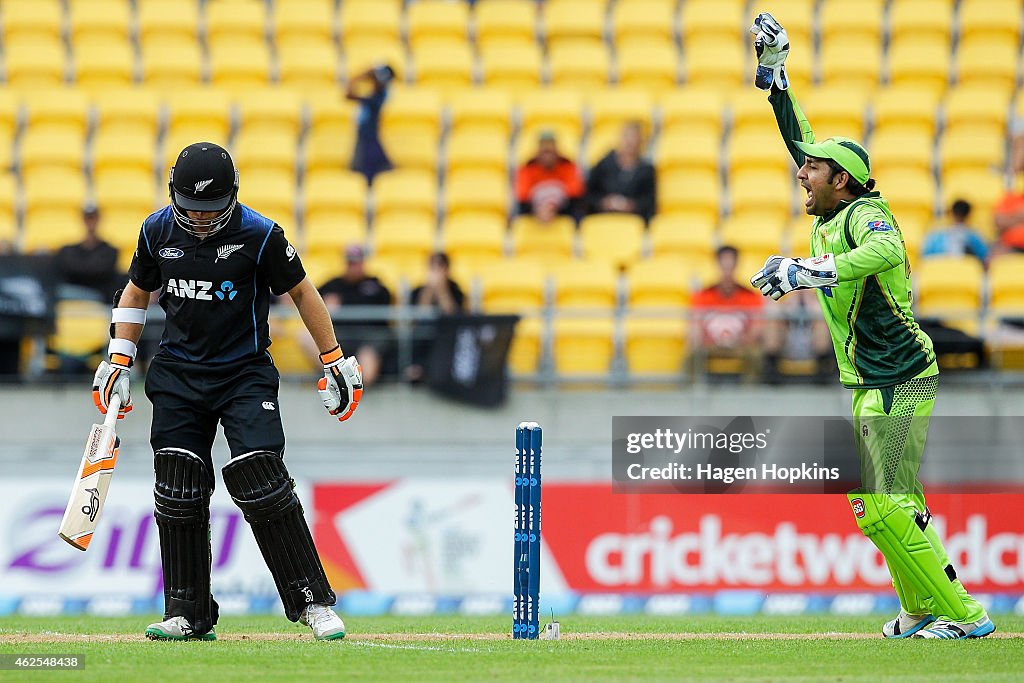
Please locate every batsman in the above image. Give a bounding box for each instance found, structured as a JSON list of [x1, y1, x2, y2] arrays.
[[92, 142, 363, 641], [747, 14, 994, 639]]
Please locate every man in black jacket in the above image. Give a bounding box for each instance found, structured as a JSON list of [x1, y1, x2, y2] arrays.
[[584, 122, 657, 222]]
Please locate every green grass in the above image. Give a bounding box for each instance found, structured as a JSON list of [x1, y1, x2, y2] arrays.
[[1, 615, 1022, 682]]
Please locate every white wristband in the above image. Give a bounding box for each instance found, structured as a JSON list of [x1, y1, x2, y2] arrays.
[[111, 307, 147, 325], [108, 338, 138, 360]]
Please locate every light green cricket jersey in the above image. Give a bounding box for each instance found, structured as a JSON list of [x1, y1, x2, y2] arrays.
[[769, 88, 935, 389]]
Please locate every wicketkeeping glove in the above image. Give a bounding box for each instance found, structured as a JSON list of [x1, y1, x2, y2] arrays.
[[750, 254, 838, 301], [749, 12, 790, 91], [317, 345, 363, 422], [92, 353, 133, 418]]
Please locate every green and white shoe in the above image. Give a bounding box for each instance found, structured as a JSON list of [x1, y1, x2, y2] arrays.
[[300, 603, 346, 641], [145, 616, 217, 641]]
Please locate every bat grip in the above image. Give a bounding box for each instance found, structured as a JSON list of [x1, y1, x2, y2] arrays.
[[103, 394, 122, 430]]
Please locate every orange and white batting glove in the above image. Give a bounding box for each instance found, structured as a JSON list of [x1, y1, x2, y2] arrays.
[[92, 346, 133, 419], [317, 345, 363, 422]]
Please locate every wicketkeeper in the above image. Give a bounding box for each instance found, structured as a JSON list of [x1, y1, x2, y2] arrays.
[[93, 142, 363, 641], [747, 13, 994, 639]]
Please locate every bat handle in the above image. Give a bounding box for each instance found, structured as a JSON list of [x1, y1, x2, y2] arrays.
[[103, 394, 122, 430]]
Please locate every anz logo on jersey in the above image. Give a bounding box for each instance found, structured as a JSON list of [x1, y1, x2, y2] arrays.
[[164, 279, 239, 301]]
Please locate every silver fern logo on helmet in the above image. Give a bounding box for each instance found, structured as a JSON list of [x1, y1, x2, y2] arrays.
[[194, 179, 214, 193]]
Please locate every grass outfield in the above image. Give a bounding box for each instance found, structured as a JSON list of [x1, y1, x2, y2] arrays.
[[1, 615, 1022, 682]]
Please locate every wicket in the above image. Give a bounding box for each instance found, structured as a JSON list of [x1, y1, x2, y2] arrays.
[[513, 421, 542, 639]]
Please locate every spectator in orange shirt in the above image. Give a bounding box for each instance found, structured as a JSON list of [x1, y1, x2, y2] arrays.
[[515, 131, 583, 222], [994, 124, 1024, 254]]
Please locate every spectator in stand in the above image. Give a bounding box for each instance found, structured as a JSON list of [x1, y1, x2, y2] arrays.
[[54, 203, 121, 301], [922, 199, 989, 265], [993, 123, 1024, 254], [584, 121, 657, 222], [690, 245, 764, 379], [760, 289, 835, 384], [346, 63, 396, 185], [406, 252, 467, 383], [308, 245, 393, 386], [515, 131, 584, 222]]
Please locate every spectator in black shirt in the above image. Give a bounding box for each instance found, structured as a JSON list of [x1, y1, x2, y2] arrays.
[[55, 203, 121, 300], [316, 245, 393, 386], [584, 122, 657, 222], [406, 252, 466, 383]]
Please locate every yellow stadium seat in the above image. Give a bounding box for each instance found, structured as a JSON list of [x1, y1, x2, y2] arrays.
[[508, 316, 544, 374], [612, 1, 674, 45], [303, 218, 366, 262], [989, 254, 1024, 316], [727, 131, 792, 176], [728, 173, 793, 226], [474, 0, 537, 50], [273, 0, 335, 49], [730, 89, 788, 136], [372, 170, 437, 224], [371, 214, 435, 264], [659, 88, 724, 140], [442, 214, 507, 272], [628, 257, 692, 309], [624, 317, 688, 374], [511, 215, 576, 261], [887, 39, 950, 95], [956, 40, 1018, 95], [142, 41, 203, 89], [446, 171, 509, 222], [165, 90, 233, 143], [579, 213, 645, 270], [92, 130, 156, 177], [820, 0, 883, 44], [658, 170, 721, 225], [518, 89, 585, 141], [239, 170, 296, 223], [209, 38, 272, 93], [407, 0, 469, 49], [50, 300, 110, 361], [446, 131, 510, 177], [237, 90, 303, 139], [304, 129, 355, 177], [69, 0, 131, 44], [684, 39, 746, 90], [942, 169, 1002, 240], [543, 0, 605, 49], [206, 0, 267, 44], [479, 43, 543, 93], [583, 127, 625, 168], [20, 130, 85, 177], [479, 258, 546, 313], [680, 0, 743, 45], [447, 89, 513, 139], [410, 40, 474, 94], [915, 256, 983, 319], [4, 38, 67, 89], [138, 0, 199, 45], [750, 0, 814, 46], [23, 89, 90, 137], [617, 42, 678, 92], [552, 317, 616, 376], [940, 131, 1004, 177], [959, 0, 1020, 49], [549, 42, 610, 90], [2, 0, 62, 42], [820, 38, 881, 91], [884, 170, 937, 227], [339, 1, 401, 45], [553, 261, 618, 309], [379, 129, 439, 175], [303, 170, 366, 227], [267, 315, 317, 374], [588, 90, 653, 141], [94, 170, 159, 245], [888, 0, 953, 46], [648, 214, 716, 262], [656, 131, 718, 176], [797, 87, 869, 140], [871, 88, 940, 137], [73, 39, 134, 90], [232, 131, 297, 177], [343, 38, 407, 82], [0, 93, 18, 141], [719, 215, 786, 258], [278, 42, 339, 89], [869, 130, 933, 177], [515, 131, 580, 167], [381, 88, 444, 139], [306, 93, 356, 135], [22, 169, 88, 251]]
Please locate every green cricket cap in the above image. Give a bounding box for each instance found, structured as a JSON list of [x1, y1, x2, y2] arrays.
[[793, 136, 871, 185]]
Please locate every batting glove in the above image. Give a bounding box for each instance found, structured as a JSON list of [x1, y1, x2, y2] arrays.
[[750, 254, 837, 301], [317, 345, 363, 422], [92, 353, 133, 418], [749, 12, 790, 91]]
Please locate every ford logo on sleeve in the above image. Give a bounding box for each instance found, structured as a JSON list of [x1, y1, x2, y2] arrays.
[[159, 247, 185, 259]]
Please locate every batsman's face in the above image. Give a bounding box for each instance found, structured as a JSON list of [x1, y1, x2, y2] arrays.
[[797, 157, 839, 216]]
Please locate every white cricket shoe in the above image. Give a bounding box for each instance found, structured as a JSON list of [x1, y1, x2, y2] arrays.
[[882, 610, 935, 638], [300, 603, 346, 641], [145, 615, 216, 641], [914, 616, 996, 639]]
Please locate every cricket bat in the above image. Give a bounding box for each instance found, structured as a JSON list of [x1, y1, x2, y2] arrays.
[[57, 395, 122, 551]]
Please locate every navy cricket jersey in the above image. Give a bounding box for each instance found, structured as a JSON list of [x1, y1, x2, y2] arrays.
[[128, 204, 306, 364]]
